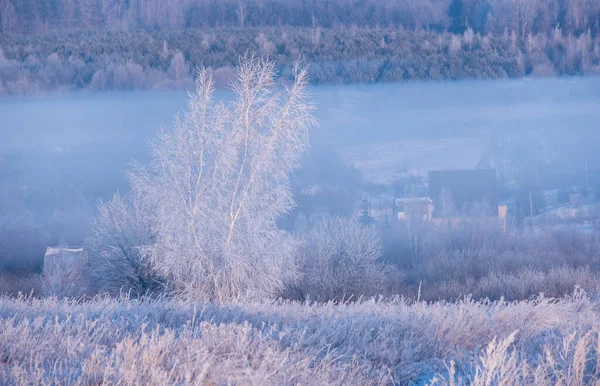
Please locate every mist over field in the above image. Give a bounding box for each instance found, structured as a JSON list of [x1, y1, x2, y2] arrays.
[[3, 0, 600, 384], [3, 76, 600, 199], [2, 76, 600, 269]]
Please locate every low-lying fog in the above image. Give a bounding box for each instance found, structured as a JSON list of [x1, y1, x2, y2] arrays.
[[1, 76, 599, 270]]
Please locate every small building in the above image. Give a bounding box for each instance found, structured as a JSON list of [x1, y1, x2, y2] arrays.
[[395, 197, 434, 222], [371, 208, 394, 222], [43, 247, 88, 276]]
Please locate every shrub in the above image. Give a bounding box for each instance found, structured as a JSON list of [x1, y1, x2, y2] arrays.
[[86, 193, 164, 297], [40, 255, 87, 298], [291, 215, 392, 301], [0, 272, 41, 297]]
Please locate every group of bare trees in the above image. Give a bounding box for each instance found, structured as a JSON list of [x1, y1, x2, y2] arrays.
[[480, 0, 600, 36], [2, 0, 600, 36], [2, 0, 600, 96]]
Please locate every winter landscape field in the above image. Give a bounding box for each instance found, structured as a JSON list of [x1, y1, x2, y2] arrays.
[[3, 0, 600, 384], [2, 62, 600, 385], [3, 290, 600, 385]]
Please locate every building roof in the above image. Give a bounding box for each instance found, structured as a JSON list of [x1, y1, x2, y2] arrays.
[[428, 169, 498, 214], [395, 197, 432, 205], [44, 247, 85, 257]]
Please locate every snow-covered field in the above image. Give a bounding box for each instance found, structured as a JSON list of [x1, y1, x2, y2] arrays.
[[2, 77, 600, 385], [1, 292, 600, 385]]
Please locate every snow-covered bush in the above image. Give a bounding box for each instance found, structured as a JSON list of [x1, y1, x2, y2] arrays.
[[86, 193, 164, 297], [40, 257, 87, 298], [292, 215, 391, 301]]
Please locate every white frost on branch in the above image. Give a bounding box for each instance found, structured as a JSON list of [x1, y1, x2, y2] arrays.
[[293, 215, 391, 302], [122, 57, 316, 301], [86, 192, 162, 297]]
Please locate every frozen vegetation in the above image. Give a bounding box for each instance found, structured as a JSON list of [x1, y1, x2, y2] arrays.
[[3, 291, 600, 384], [2, 27, 600, 96], [1, 57, 600, 384], [1, 1, 600, 384], [3, 0, 600, 95]]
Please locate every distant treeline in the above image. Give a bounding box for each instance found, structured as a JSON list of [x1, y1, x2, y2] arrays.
[[1, 27, 599, 95], [1, 0, 600, 37], [2, 0, 600, 95]]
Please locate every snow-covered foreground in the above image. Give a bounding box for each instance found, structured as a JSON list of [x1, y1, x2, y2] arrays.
[[1, 292, 600, 385]]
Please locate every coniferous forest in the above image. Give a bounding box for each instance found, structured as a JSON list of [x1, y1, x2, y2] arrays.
[[1, 0, 600, 95]]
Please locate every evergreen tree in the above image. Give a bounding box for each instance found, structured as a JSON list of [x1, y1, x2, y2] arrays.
[[359, 198, 375, 226]]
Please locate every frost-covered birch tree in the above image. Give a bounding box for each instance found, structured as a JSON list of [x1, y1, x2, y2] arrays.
[[119, 57, 316, 301]]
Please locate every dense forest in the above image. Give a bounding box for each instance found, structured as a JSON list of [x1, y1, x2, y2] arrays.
[[2, 0, 600, 36], [1, 0, 600, 94], [1, 26, 599, 95]]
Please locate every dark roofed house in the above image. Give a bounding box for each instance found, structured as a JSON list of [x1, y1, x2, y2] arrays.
[[429, 169, 498, 217]]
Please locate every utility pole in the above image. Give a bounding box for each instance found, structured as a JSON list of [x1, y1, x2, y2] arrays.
[[529, 191, 535, 229], [441, 188, 446, 217], [529, 191, 533, 217]]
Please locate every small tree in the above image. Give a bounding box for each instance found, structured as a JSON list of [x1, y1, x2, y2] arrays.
[[359, 198, 375, 226], [0, 0, 17, 35], [122, 57, 315, 300], [292, 215, 391, 302], [168, 51, 190, 85]]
